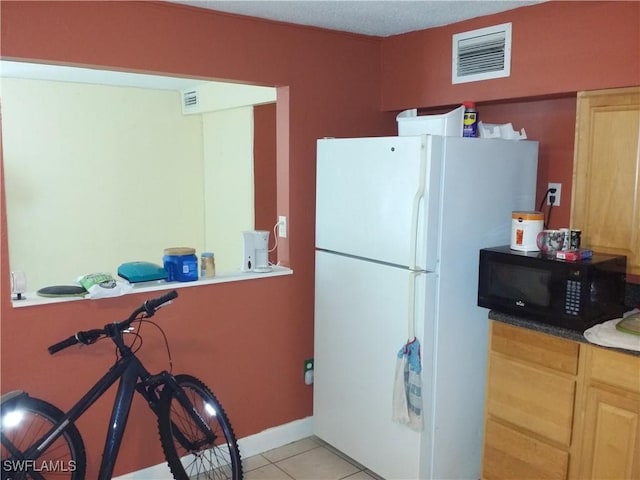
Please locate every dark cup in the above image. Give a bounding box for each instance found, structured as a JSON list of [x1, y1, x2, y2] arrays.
[[570, 229, 581, 250]]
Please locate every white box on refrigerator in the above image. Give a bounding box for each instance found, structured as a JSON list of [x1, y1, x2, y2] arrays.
[[396, 105, 464, 136]]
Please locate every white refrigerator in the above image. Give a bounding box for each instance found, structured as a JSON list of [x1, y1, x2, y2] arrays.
[[314, 135, 538, 480]]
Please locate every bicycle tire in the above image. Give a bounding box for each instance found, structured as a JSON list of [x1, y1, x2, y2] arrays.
[[1, 394, 86, 480], [158, 374, 242, 480]]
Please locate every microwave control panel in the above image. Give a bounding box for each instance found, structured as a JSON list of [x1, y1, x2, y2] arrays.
[[565, 280, 582, 316]]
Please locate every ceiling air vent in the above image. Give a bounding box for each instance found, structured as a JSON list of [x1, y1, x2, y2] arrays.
[[452, 22, 512, 84]]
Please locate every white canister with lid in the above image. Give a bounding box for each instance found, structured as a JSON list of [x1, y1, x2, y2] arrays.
[[510, 211, 544, 251]]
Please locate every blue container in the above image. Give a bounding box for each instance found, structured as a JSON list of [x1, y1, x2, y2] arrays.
[[163, 247, 198, 282]]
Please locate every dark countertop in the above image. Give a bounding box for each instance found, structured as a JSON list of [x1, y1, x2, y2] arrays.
[[488, 310, 640, 357]]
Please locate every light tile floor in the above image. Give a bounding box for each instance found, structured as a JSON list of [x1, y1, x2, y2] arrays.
[[244, 437, 384, 480]]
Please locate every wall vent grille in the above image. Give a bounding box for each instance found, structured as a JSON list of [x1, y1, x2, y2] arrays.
[[182, 89, 199, 110], [452, 23, 512, 84]]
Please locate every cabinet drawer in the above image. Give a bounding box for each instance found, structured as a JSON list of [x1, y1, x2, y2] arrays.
[[483, 418, 569, 480], [491, 321, 579, 375], [487, 353, 576, 445], [587, 346, 640, 394]]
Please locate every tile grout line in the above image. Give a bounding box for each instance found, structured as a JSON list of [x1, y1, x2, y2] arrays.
[[264, 443, 325, 464], [273, 444, 370, 480], [243, 437, 384, 480], [269, 444, 326, 465], [271, 462, 297, 479]]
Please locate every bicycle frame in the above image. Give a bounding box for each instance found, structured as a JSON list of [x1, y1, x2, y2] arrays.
[[4, 325, 216, 480]]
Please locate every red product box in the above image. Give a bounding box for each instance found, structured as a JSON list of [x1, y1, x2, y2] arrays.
[[555, 249, 593, 261]]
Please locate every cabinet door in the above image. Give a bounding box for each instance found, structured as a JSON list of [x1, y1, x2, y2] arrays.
[[578, 385, 640, 480], [571, 87, 640, 275]]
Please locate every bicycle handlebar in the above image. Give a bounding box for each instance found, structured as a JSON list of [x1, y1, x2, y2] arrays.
[[48, 335, 80, 354], [142, 290, 178, 315], [48, 290, 178, 355]]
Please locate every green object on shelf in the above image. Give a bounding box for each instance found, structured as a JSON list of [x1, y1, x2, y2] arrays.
[[118, 262, 167, 283]]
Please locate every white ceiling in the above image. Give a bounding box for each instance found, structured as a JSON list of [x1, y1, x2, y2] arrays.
[[171, 0, 542, 37]]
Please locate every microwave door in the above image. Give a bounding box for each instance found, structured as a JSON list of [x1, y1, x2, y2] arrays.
[[487, 263, 553, 309]]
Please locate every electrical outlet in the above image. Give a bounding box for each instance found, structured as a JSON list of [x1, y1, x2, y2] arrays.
[[547, 182, 562, 206], [304, 358, 314, 373], [278, 215, 287, 238], [304, 358, 314, 385]]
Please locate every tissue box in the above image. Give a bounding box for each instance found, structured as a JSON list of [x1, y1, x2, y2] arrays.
[[396, 105, 464, 137]]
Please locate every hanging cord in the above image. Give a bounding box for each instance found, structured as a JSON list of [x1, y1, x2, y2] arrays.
[[267, 220, 282, 267], [538, 187, 556, 229], [546, 203, 555, 229], [408, 272, 418, 340], [110, 314, 174, 373], [268, 220, 279, 253]]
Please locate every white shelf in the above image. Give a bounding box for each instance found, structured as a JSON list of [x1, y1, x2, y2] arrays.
[[11, 266, 293, 308]]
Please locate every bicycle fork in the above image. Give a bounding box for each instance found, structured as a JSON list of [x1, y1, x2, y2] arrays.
[[156, 375, 218, 452]]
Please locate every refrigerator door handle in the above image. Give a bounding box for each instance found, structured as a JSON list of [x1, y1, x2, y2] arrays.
[[409, 150, 427, 271]]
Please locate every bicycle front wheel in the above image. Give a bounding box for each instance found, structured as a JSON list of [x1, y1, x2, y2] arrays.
[[158, 375, 242, 480], [1, 393, 86, 480]]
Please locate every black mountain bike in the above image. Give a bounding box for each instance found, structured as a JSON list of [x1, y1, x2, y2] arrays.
[[0, 290, 243, 480]]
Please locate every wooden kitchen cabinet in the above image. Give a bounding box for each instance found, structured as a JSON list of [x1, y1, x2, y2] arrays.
[[482, 322, 579, 480], [571, 86, 640, 276], [482, 320, 640, 480], [574, 345, 640, 480]]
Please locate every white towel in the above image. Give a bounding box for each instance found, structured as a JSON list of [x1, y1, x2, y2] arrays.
[[392, 338, 424, 431], [392, 357, 410, 424], [584, 310, 640, 352]]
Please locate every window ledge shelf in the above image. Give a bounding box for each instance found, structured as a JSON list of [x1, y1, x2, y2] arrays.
[[11, 266, 293, 308]]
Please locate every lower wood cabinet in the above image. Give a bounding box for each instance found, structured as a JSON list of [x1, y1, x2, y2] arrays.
[[575, 346, 640, 479], [483, 320, 640, 480], [484, 418, 569, 480]]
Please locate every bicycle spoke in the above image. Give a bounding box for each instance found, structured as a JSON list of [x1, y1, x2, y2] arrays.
[[1, 398, 85, 480], [158, 375, 241, 479]]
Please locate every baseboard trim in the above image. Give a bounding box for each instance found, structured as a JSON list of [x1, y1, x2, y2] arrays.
[[113, 416, 314, 479], [237, 416, 314, 459]]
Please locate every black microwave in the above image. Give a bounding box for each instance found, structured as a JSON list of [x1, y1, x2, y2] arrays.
[[478, 245, 627, 331]]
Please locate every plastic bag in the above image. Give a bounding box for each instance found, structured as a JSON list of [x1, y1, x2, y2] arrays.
[[77, 272, 132, 299]]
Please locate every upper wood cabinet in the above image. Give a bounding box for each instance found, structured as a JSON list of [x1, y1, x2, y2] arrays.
[[571, 87, 640, 275]]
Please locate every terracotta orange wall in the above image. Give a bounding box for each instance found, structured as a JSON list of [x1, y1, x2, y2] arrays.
[[381, 0, 639, 241], [253, 103, 278, 264], [0, 1, 392, 477], [1, 2, 639, 476], [474, 97, 578, 229], [381, 1, 640, 110]]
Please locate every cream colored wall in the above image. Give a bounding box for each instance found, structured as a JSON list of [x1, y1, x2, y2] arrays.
[[1, 78, 212, 290], [202, 107, 255, 272], [184, 81, 276, 114]]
